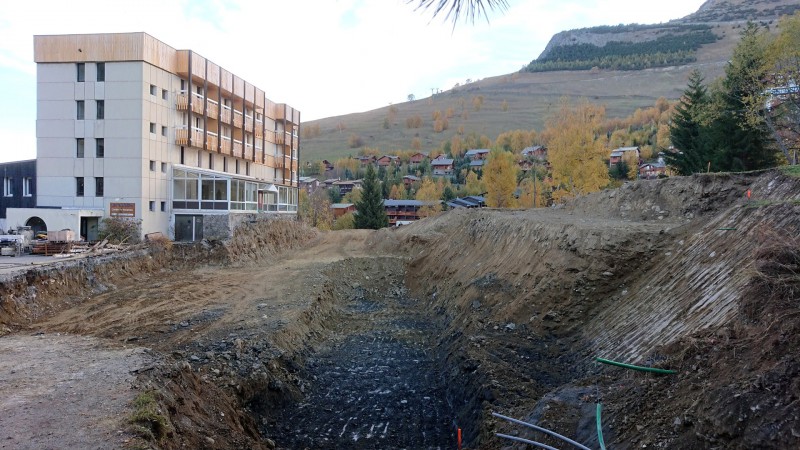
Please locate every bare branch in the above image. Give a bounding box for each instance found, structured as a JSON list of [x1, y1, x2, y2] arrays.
[[410, 0, 509, 25]]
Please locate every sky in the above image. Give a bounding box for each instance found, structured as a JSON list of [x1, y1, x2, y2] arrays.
[[0, 0, 705, 162]]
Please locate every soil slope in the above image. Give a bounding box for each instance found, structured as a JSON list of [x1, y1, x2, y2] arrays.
[[0, 170, 798, 449]]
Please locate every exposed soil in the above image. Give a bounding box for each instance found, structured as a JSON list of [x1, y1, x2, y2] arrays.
[[1, 170, 799, 449]]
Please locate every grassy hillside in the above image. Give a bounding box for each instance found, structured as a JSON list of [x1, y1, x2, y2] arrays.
[[299, 0, 794, 165]]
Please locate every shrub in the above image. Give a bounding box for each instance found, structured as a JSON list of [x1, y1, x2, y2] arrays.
[[99, 217, 142, 244]]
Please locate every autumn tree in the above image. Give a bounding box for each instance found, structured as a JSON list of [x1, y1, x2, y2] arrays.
[[348, 133, 364, 148], [389, 184, 408, 200], [406, 115, 424, 129], [501, 100, 509, 112], [464, 170, 486, 196], [472, 95, 484, 111], [332, 212, 355, 230], [544, 98, 609, 202], [298, 189, 334, 230], [412, 137, 422, 150], [354, 164, 388, 229], [483, 148, 519, 208], [415, 178, 444, 217]]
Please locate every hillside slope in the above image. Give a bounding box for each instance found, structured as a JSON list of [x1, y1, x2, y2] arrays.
[[300, 0, 797, 164]]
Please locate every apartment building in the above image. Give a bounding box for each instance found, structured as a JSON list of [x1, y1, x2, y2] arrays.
[[7, 32, 300, 241]]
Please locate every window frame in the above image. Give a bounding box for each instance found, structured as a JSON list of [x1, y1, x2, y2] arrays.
[[96, 138, 104, 158], [76, 138, 85, 158], [96, 100, 104, 120], [77, 100, 85, 120], [77, 63, 85, 82], [76, 177, 85, 197], [95, 177, 104, 197], [96, 62, 105, 82]]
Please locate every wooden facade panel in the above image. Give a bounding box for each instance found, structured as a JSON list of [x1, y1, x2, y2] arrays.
[[255, 88, 265, 108], [176, 50, 189, 77], [206, 61, 220, 84], [191, 53, 206, 80], [233, 76, 245, 97], [35, 33, 144, 63], [220, 69, 233, 94], [142, 34, 177, 73]]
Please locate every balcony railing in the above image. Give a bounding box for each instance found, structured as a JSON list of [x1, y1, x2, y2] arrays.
[[264, 154, 276, 168], [233, 110, 243, 128], [221, 105, 232, 124], [255, 120, 263, 138], [176, 126, 204, 147], [207, 98, 219, 118], [191, 92, 204, 112], [233, 139, 243, 158], [245, 143, 253, 159], [221, 136, 232, 155], [264, 130, 276, 144], [284, 155, 292, 169], [244, 115, 253, 132], [177, 92, 189, 110], [207, 131, 218, 150]]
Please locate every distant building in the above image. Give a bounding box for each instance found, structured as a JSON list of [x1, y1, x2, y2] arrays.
[[522, 146, 547, 160], [409, 152, 428, 165], [332, 179, 362, 196], [445, 195, 485, 209], [376, 155, 400, 167], [431, 158, 454, 176], [299, 177, 320, 194], [330, 203, 356, 218], [609, 146, 641, 168], [402, 175, 421, 188], [0, 160, 37, 233], [469, 160, 485, 170], [383, 199, 437, 226], [464, 149, 491, 161]]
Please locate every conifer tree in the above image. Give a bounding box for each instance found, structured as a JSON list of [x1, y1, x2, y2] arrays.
[[354, 164, 388, 229], [665, 69, 713, 175]]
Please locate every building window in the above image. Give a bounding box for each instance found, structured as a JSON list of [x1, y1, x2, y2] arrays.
[[162, 89, 168, 100], [96, 100, 104, 119], [149, 122, 156, 134], [246, 162, 250, 176], [180, 146, 185, 165], [223, 158, 228, 172], [96, 138, 104, 158], [77, 63, 85, 82], [149, 201, 155, 211], [235, 159, 239, 174], [76, 138, 85, 158], [23, 177, 32, 197], [160, 201, 166, 212], [150, 84, 157, 96], [161, 126, 167, 137], [149, 160, 156, 171], [96, 63, 105, 82], [196, 150, 201, 168], [180, 79, 186, 91], [161, 162, 167, 173], [95, 177, 104, 197], [76, 177, 84, 197], [77, 101, 85, 120], [208, 154, 213, 170], [3, 177, 12, 197]]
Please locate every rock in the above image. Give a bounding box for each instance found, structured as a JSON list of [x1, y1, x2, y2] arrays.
[[204, 437, 215, 445], [264, 438, 276, 449], [179, 321, 189, 327], [505, 322, 516, 331], [190, 355, 200, 362], [471, 300, 481, 309]]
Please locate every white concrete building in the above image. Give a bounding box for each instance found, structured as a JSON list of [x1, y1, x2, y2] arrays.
[[7, 32, 300, 241]]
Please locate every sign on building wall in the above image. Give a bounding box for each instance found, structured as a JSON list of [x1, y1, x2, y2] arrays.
[[110, 203, 136, 218]]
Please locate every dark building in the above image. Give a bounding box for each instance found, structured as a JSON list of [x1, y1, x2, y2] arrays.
[[1, 160, 37, 230]]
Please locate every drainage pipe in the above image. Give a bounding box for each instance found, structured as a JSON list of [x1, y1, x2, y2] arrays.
[[492, 412, 591, 450], [496, 433, 561, 450], [596, 403, 607, 450], [595, 357, 677, 374]]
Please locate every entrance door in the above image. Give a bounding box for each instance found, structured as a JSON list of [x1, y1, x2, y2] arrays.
[[80, 217, 100, 242], [174, 215, 204, 242]]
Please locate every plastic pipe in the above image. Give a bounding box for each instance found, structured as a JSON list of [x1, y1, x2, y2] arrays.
[[496, 433, 560, 450], [492, 412, 591, 450], [595, 357, 677, 374], [596, 403, 606, 450]]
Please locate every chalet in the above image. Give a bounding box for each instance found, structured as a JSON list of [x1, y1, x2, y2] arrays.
[[469, 159, 484, 170], [357, 155, 376, 166], [322, 178, 340, 189], [376, 155, 400, 167], [299, 177, 320, 194], [383, 199, 439, 226], [330, 203, 356, 218], [639, 160, 667, 179], [431, 158, 454, 176], [609, 146, 641, 167], [464, 149, 491, 161], [332, 179, 362, 195], [522, 146, 547, 160], [409, 152, 429, 165], [445, 195, 485, 209], [322, 160, 335, 172], [402, 175, 421, 188]]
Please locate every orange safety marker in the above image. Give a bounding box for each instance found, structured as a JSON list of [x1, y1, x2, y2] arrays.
[[747, 189, 752, 200], [457, 428, 462, 450]]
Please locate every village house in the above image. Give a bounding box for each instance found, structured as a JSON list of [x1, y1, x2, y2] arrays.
[[383, 199, 439, 226], [376, 155, 400, 167], [431, 157, 454, 176], [299, 177, 320, 194], [464, 149, 491, 161], [522, 146, 547, 160], [609, 146, 641, 168], [330, 203, 356, 218], [445, 195, 485, 209], [469, 160, 484, 171], [322, 178, 340, 189], [402, 175, 421, 188], [409, 152, 428, 165], [332, 179, 362, 196], [357, 155, 376, 166]]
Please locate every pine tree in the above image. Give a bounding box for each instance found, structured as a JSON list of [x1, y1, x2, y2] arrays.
[[665, 69, 713, 175], [354, 164, 388, 229]]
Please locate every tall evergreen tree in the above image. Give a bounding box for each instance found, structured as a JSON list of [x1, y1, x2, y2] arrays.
[[711, 22, 777, 171], [665, 69, 713, 175], [354, 164, 388, 229]]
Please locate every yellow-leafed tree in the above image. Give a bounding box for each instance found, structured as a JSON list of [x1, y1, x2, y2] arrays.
[[415, 178, 443, 217], [483, 148, 519, 208], [544, 98, 609, 202]]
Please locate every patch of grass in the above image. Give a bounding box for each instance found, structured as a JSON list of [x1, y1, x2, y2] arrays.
[[129, 391, 169, 442], [779, 165, 800, 178]]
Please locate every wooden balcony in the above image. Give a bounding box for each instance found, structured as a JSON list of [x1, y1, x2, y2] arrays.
[[255, 121, 263, 138], [233, 139, 243, 158], [233, 110, 243, 128], [177, 92, 189, 110], [284, 155, 292, 170], [176, 127, 204, 147], [244, 116, 253, 132], [207, 98, 219, 118], [264, 154, 277, 168], [207, 132, 218, 151], [221, 136, 232, 155], [264, 130, 276, 144], [245, 143, 253, 159], [190, 92, 204, 112], [221, 105, 232, 124]]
